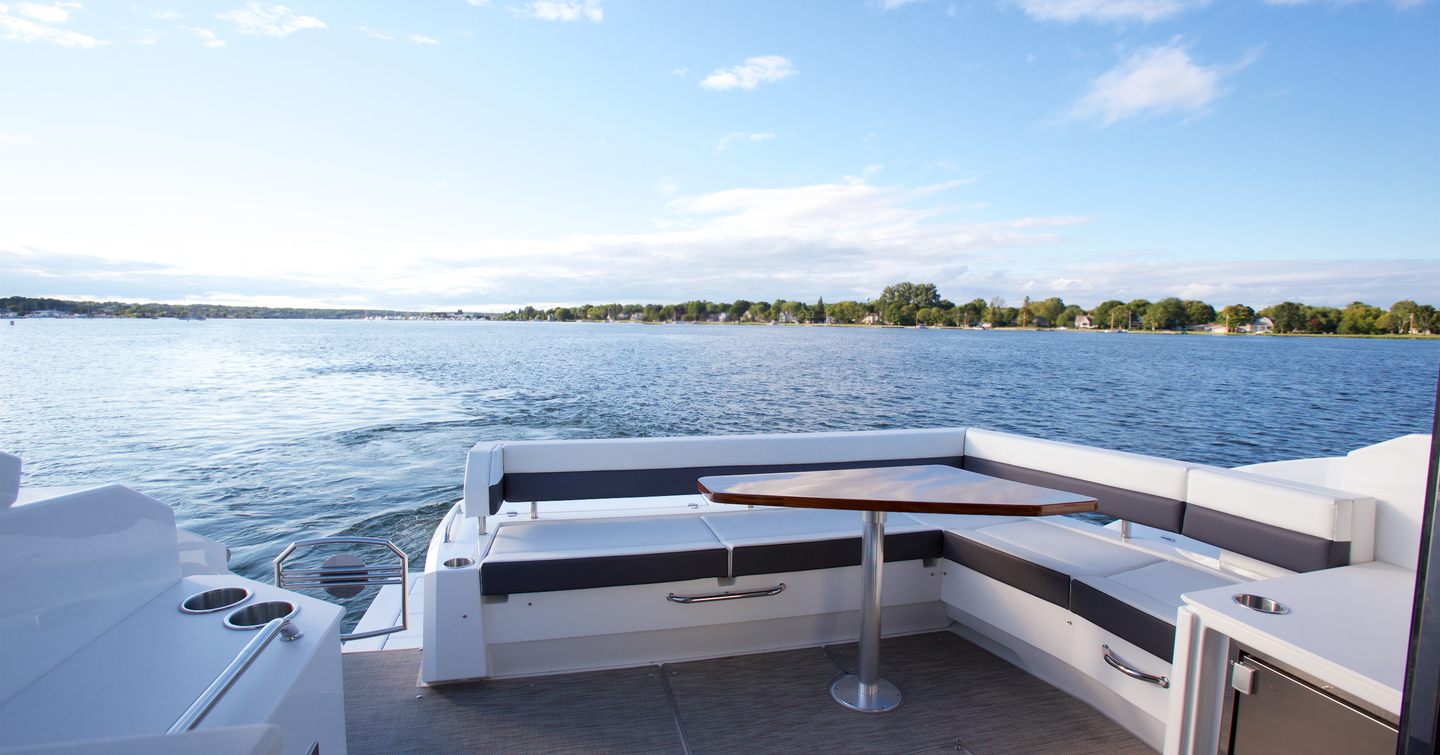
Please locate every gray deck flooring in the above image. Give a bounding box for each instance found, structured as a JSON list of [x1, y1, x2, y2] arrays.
[[343, 631, 1156, 754]]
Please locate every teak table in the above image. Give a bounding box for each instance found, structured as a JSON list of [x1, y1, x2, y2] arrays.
[[697, 464, 1096, 714]]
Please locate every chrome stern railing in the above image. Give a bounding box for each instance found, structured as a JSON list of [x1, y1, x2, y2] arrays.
[[274, 536, 409, 642]]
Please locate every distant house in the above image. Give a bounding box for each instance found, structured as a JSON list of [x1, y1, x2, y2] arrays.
[[1192, 323, 1229, 335], [1250, 316, 1275, 334], [861, 312, 882, 325], [1074, 314, 1094, 329], [27, 310, 70, 318], [717, 312, 730, 322], [777, 311, 800, 324]]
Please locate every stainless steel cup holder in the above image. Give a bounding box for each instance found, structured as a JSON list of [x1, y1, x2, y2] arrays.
[[443, 557, 474, 568], [224, 600, 299, 630], [179, 587, 252, 614], [1233, 593, 1290, 615]]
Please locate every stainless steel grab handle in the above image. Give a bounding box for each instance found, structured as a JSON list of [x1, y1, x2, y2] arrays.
[[168, 617, 302, 734], [1102, 644, 1169, 688], [667, 583, 785, 604]]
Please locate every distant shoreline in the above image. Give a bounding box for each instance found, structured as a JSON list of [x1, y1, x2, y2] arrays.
[[9, 316, 1438, 340]]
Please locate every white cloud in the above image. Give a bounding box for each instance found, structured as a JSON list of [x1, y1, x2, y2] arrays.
[[151, 8, 179, 21], [879, 0, 928, 9], [862, 163, 885, 176], [0, 2, 101, 47], [463, 0, 491, 5], [136, 27, 161, 44], [701, 55, 795, 91], [16, 1, 73, 23], [995, 259, 1437, 308], [358, 26, 392, 40], [657, 178, 678, 196], [522, 0, 603, 22], [1014, 0, 1208, 23], [217, 3, 326, 37], [0, 131, 31, 142], [1069, 43, 1256, 125], [716, 131, 776, 151], [408, 33, 439, 45], [182, 26, 225, 47]]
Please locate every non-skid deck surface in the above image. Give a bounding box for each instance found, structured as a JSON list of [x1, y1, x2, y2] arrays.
[[343, 632, 1155, 754]]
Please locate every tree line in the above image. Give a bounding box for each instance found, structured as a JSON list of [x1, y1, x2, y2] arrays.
[[1, 296, 412, 320], [498, 282, 1439, 335]]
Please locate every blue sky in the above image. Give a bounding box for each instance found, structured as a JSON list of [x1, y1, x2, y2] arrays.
[[1, 0, 1436, 310]]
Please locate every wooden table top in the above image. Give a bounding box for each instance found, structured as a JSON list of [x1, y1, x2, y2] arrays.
[[697, 464, 1097, 516]]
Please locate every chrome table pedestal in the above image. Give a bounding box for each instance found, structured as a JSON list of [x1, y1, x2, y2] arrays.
[[830, 510, 902, 713]]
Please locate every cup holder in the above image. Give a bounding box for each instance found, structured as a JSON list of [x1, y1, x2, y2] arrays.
[[179, 587, 252, 614], [1233, 593, 1290, 615], [443, 557, 475, 569], [224, 600, 300, 630]]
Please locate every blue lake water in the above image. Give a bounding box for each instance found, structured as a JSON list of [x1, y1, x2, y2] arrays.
[[2, 319, 1437, 587]]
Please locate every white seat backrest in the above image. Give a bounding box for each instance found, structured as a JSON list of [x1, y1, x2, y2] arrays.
[[1185, 467, 1375, 569], [463, 428, 968, 518], [962, 428, 1192, 501], [500, 428, 967, 474]]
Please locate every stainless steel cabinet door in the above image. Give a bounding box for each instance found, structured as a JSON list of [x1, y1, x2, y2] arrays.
[[1227, 656, 1398, 754]]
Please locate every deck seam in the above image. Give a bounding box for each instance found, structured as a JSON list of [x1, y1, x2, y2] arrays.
[[657, 664, 694, 755]]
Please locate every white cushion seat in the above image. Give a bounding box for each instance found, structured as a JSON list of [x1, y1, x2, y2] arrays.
[[943, 519, 1160, 607], [481, 517, 728, 595], [1071, 561, 1242, 662]]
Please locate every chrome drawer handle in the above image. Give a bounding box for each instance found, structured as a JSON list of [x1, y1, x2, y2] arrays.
[[1103, 644, 1170, 688], [667, 583, 786, 604]]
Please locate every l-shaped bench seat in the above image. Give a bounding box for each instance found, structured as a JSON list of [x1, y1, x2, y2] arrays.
[[458, 426, 1376, 714]]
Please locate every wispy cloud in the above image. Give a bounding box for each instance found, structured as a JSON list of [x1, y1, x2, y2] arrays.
[[358, 26, 392, 40], [1069, 42, 1257, 125], [182, 25, 225, 48], [16, 1, 74, 23], [716, 131, 776, 151], [521, 0, 603, 22], [0, 131, 31, 143], [0, 2, 102, 47], [407, 33, 439, 45], [701, 55, 795, 91], [151, 8, 179, 21], [1014, 0, 1209, 23], [878, 0, 928, 10], [217, 3, 326, 37]]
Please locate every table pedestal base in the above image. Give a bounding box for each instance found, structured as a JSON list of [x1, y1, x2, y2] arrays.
[[830, 674, 902, 713]]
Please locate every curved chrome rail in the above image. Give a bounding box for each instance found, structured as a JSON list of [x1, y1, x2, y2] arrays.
[[1102, 644, 1170, 688], [168, 617, 302, 734]]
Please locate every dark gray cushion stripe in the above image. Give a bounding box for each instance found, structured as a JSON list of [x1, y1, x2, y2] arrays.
[[1181, 505, 1349, 573], [731, 529, 943, 577], [488, 483, 503, 515], [961, 457, 1185, 533], [942, 532, 1070, 607], [500, 456, 963, 512], [1069, 579, 1176, 663], [480, 548, 728, 595]]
